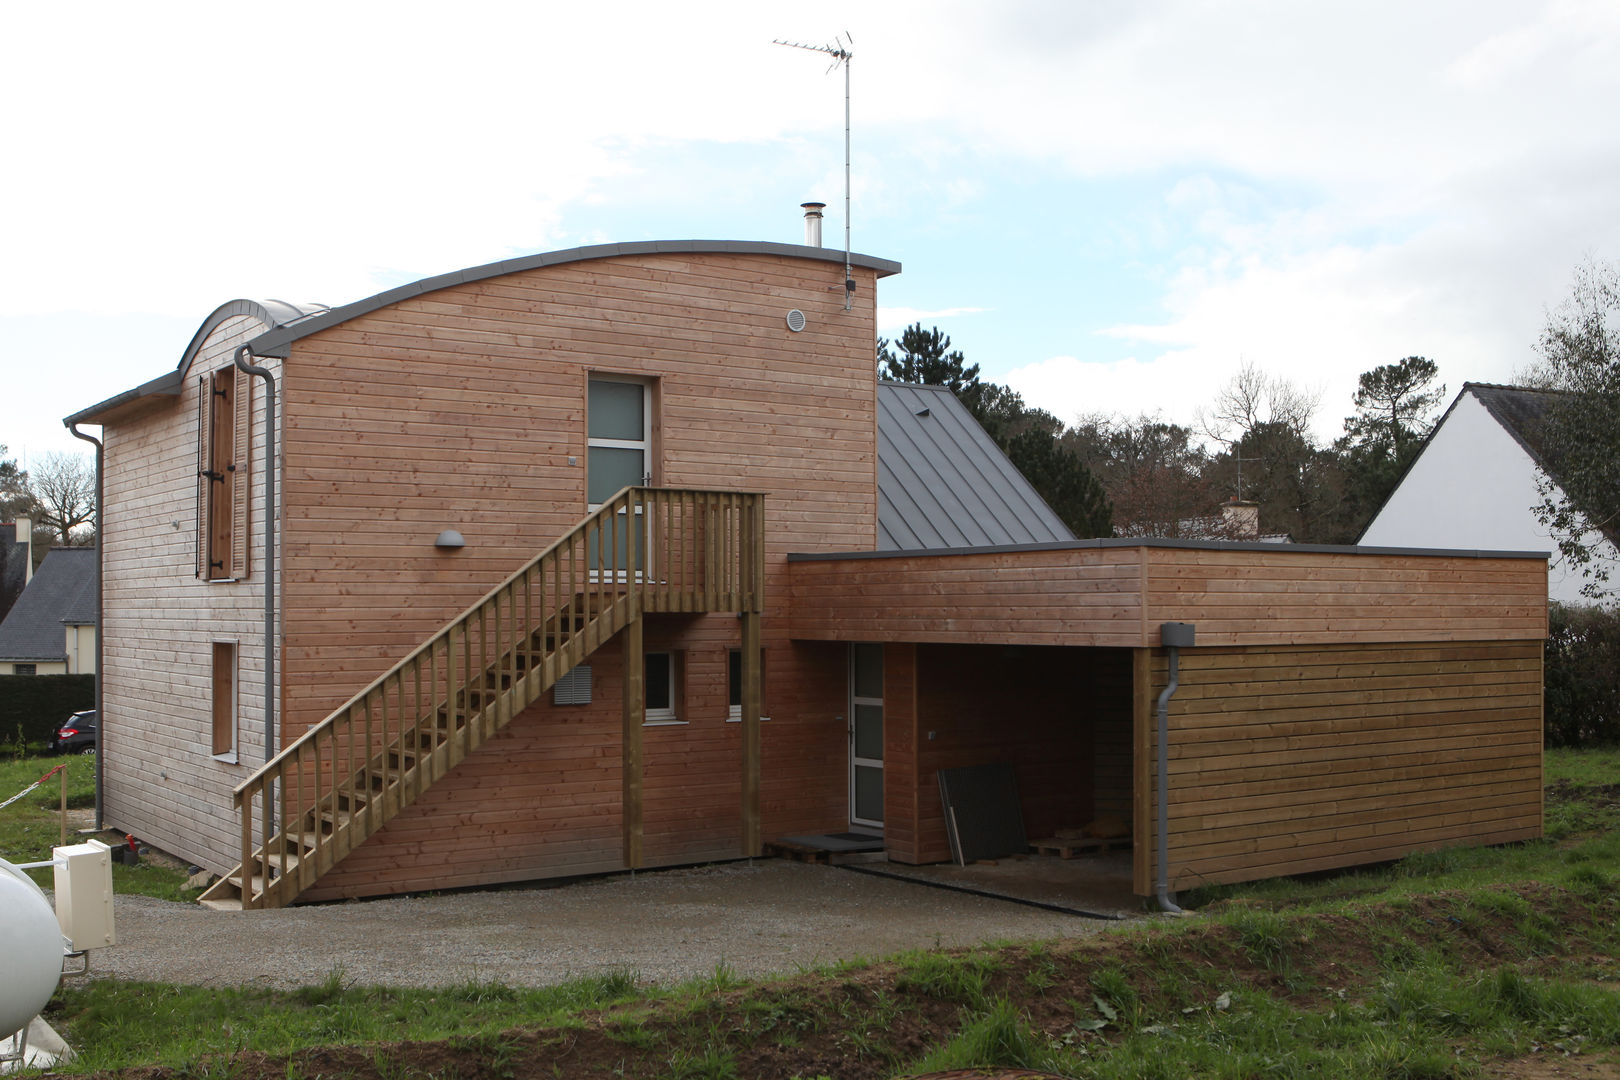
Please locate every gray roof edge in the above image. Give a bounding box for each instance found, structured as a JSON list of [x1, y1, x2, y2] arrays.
[[788, 538, 1552, 562], [249, 240, 903, 357], [65, 298, 325, 425], [64, 369, 184, 426]]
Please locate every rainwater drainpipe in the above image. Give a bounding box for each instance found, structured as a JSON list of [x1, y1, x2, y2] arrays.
[[65, 420, 104, 829], [233, 346, 276, 764], [1156, 621, 1196, 914]]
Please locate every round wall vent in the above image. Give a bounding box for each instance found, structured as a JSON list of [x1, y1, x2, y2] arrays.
[[785, 309, 807, 333]]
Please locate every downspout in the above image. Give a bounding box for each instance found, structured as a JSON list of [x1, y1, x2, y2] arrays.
[[66, 421, 104, 830], [1156, 621, 1196, 914], [233, 346, 276, 764]]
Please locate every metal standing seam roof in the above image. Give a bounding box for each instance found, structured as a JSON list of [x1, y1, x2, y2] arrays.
[[0, 547, 97, 662], [876, 382, 1075, 550]]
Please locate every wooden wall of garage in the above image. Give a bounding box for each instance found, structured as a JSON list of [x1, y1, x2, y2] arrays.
[[1133, 640, 1544, 894], [883, 644, 1132, 866], [787, 546, 1547, 649]]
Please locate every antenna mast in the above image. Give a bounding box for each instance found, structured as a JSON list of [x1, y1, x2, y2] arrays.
[[773, 32, 854, 311]]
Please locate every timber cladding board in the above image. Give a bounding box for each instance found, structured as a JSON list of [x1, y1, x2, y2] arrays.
[[1138, 640, 1543, 893], [788, 546, 1547, 648], [98, 314, 283, 876], [883, 644, 1127, 866], [275, 251, 875, 895]]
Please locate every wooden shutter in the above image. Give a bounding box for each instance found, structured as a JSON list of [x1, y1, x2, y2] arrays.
[[196, 374, 212, 578], [230, 371, 253, 579]]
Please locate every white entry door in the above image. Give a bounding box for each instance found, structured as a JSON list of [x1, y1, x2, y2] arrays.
[[850, 643, 884, 830]]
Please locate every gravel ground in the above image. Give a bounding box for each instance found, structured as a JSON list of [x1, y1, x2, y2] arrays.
[[88, 860, 1124, 990]]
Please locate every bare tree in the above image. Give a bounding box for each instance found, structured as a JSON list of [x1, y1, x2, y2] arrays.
[[29, 451, 96, 545], [1198, 360, 1320, 448]]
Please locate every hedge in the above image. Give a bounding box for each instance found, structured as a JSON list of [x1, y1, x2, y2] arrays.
[[1546, 603, 1620, 747], [0, 674, 95, 749]]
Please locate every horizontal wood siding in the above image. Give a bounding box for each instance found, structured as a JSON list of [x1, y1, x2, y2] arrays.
[[789, 547, 1546, 649], [789, 550, 1148, 646], [1141, 641, 1543, 893], [284, 252, 877, 896], [1142, 548, 1548, 645], [98, 315, 280, 875]]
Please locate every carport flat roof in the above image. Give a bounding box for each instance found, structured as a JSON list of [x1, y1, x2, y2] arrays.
[[785, 541, 1549, 648]]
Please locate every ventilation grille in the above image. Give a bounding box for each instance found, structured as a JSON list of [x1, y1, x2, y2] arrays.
[[553, 665, 592, 705], [785, 309, 807, 333]]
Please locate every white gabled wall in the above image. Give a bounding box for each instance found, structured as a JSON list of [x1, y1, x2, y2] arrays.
[[1360, 390, 1617, 606]]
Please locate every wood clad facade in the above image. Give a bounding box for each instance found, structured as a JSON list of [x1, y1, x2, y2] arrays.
[[1133, 641, 1544, 893], [84, 241, 1550, 903], [272, 252, 879, 897], [787, 545, 1548, 648], [98, 314, 279, 875]]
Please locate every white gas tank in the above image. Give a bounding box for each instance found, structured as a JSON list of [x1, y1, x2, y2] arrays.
[[0, 857, 63, 1038]]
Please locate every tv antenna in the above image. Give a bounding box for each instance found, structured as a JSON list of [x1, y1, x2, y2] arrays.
[[773, 32, 854, 311]]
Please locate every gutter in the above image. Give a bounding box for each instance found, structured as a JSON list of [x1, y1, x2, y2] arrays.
[[65, 421, 104, 830], [1156, 621, 1196, 914], [233, 346, 277, 764]]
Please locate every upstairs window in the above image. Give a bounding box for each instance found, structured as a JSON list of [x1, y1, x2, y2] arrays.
[[196, 366, 253, 580], [586, 377, 651, 507]]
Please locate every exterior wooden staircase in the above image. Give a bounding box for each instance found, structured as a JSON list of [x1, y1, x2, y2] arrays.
[[200, 487, 764, 910]]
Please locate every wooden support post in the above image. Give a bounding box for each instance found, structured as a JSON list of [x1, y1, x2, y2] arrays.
[[622, 614, 644, 869], [740, 610, 763, 857], [1131, 647, 1153, 897]]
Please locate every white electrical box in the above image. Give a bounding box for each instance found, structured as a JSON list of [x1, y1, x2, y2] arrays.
[[52, 839, 116, 951]]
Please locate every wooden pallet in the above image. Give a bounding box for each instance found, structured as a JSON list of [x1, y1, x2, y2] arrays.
[[763, 840, 832, 865], [1029, 836, 1129, 859]]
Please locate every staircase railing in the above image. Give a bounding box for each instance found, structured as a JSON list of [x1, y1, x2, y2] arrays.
[[218, 486, 764, 909]]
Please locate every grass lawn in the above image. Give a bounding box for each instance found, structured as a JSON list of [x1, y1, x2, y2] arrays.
[[0, 752, 200, 901], [17, 747, 1620, 1078]]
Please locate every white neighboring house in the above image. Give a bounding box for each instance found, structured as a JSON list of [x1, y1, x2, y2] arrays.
[[1359, 382, 1619, 606]]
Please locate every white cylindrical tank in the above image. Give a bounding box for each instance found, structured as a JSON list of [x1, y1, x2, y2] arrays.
[[0, 857, 63, 1037]]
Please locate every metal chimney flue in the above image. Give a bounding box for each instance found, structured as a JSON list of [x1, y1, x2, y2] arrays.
[[801, 202, 826, 247]]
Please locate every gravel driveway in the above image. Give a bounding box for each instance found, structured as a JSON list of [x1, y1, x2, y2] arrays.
[[89, 860, 1122, 990]]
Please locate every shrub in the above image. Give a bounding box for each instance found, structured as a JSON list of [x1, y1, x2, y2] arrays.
[[1545, 603, 1620, 747]]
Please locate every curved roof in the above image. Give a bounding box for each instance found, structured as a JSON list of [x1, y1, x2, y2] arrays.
[[248, 240, 901, 357], [65, 298, 327, 425], [67, 240, 900, 425]]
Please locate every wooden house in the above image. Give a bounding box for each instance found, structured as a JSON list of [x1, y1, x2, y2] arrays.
[[66, 240, 1548, 909]]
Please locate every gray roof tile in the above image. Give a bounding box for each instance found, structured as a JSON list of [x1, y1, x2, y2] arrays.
[[0, 547, 96, 662]]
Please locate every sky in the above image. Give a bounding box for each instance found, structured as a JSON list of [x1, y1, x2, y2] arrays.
[[3, 0, 1619, 471]]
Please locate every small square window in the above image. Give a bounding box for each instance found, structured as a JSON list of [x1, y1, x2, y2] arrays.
[[645, 651, 682, 724], [13, 663, 37, 676]]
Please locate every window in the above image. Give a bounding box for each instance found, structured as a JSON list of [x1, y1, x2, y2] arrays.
[[211, 642, 237, 761], [196, 365, 253, 580], [586, 377, 651, 507], [727, 648, 769, 722], [645, 651, 684, 725], [14, 663, 36, 676]]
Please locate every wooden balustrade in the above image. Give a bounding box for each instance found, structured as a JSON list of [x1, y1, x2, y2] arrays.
[[213, 487, 763, 909]]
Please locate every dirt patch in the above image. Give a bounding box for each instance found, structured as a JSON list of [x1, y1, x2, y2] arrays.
[[63, 881, 1617, 1080]]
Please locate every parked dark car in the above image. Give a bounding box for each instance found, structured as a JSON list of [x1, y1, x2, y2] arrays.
[[49, 710, 97, 754]]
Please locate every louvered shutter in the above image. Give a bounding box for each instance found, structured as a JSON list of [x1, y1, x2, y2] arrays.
[[196, 374, 212, 578], [230, 371, 253, 579]]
